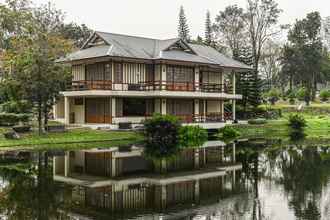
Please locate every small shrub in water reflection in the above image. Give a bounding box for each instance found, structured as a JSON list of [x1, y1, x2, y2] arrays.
[[218, 126, 240, 141], [288, 114, 306, 130], [179, 125, 208, 148], [143, 114, 181, 159]]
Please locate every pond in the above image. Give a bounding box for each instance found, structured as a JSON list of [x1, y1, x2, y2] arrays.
[[0, 140, 330, 219]]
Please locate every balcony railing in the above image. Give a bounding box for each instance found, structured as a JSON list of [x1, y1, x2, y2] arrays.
[[67, 80, 233, 94]]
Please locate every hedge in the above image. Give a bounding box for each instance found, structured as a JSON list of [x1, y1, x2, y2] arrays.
[[0, 113, 30, 126]]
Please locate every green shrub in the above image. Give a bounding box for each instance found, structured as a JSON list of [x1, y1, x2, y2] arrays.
[[287, 91, 296, 104], [319, 89, 330, 102], [248, 118, 267, 125], [218, 126, 240, 140], [143, 114, 181, 159], [0, 113, 30, 126], [179, 126, 208, 148], [265, 88, 281, 105], [288, 114, 306, 130], [0, 100, 31, 113]]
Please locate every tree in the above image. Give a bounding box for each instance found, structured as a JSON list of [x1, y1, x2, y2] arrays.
[[214, 5, 245, 58], [3, 2, 73, 134], [178, 6, 190, 42], [282, 12, 326, 104], [205, 10, 212, 46], [244, 0, 282, 72], [59, 23, 92, 48], [260, 39, 281, 90], [244, 0, 282, 106]]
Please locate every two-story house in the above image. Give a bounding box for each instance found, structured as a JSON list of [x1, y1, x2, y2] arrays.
[[54, 31, 251, 128]]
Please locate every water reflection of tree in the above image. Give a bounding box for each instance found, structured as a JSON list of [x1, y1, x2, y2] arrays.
[[0, 152, 62, 219], [277, 146, 330, 220]]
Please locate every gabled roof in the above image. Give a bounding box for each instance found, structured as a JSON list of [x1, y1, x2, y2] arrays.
[[62, 31, 252, 70]]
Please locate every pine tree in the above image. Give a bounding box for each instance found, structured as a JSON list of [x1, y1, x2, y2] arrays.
[[205, 10, 212, 46], [178, 6, 190, 42], [236, 46, 261, 109]]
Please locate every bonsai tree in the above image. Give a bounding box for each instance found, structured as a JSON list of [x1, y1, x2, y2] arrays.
[[143, 114, 181, 159]]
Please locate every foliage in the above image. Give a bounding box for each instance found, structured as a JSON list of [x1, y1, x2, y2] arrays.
[[178, 6, 190, 42], [248, 118, 267, 125], [319, 89, 330, 102], [214, 5, 245, 57], [281, 12, 328, 103], [59, 23, 92, 48], [1, 100, 31, 114], [144, 114, 181, 159], [296, 87, 307, 101], [204, 10, 213, 46], [218, 126, 240, 141], [0, 113, 30, 126], [264, 88, 281, 105], [179, 125, 208, 148], [288, 114, 307, 130]]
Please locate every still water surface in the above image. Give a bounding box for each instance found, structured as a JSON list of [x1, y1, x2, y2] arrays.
[[0, 140, 330, 220]]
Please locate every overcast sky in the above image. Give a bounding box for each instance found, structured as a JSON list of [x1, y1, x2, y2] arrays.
[[9, 0, 330, 39]]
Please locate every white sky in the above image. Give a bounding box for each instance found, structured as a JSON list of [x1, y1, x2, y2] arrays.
[[5, 0, 330, 39]]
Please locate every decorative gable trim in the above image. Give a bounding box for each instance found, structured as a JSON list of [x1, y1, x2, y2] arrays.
[[163, 39, 197, 55], [81, 32, 110, 49]]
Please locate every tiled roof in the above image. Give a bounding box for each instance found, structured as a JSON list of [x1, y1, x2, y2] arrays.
[[62, 31, 252, 70]]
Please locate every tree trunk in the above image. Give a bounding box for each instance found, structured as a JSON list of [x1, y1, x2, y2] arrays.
[[38, 100, 43, 135], [43, 103, 49, 131]]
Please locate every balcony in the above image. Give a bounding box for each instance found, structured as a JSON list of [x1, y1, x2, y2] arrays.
[[68, 80, 233, 94]]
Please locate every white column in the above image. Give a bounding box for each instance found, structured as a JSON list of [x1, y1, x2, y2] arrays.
[[195, 67, 200, 91], [64, 152, 70, 177], [232, 142, 236, 163], [161, 184, 167, 209], [64, 96, 70, 125], [194, 180, 200, 202], [111, 97, 116, 118], [161, 99, 167, 115], [194, 149, 200, 168], [232, 71, 236, 95], [232, 100, 236, 121], [194, 99, 199, 121], [203, 99, 207, 122], [112, 157, 116, 177], [221, 100, 224, 121], [161, 64, 167, 90], [53, 97, 57, 120]]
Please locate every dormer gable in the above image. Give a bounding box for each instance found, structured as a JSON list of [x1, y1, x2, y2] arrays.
[[163, 39, 197, 55], [81, 32, 110, 49]]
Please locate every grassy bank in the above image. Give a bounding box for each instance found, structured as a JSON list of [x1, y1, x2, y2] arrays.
[[0, 127, 143, 150], [235, 111, 330, 140]]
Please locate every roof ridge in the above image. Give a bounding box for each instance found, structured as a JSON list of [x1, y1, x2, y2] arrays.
[[95, 31, 181, 42]]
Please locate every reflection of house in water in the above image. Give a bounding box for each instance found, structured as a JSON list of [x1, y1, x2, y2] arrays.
[[53, 142, 243, 216]]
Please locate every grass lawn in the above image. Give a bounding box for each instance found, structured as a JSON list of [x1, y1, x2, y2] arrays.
[[235, 112, 330, 140], [0, 127, 143, 150]]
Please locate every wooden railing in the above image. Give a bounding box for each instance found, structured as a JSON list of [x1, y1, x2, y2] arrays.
[[68, 80, 233, 94]]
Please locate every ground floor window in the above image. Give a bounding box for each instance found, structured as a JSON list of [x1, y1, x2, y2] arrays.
[[122, 99, 154, 117]]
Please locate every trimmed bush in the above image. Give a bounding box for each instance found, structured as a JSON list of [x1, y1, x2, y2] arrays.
[[218, 126, 240, 140], [248, 118, 267, 125], [0, 113, 30, 126], [319, 89, 330, 102], [179, 125, 208, 148], [288, 114, 306, 130], [143, 114, 181, 159]]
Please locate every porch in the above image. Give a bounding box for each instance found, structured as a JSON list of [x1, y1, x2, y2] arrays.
[[54, 96, 237, 128]]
